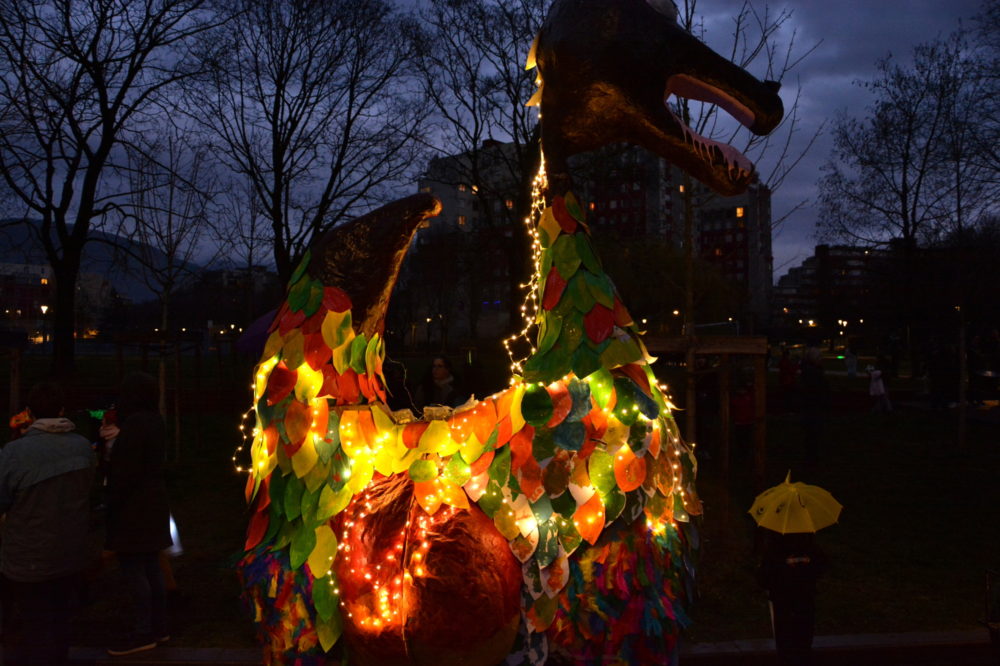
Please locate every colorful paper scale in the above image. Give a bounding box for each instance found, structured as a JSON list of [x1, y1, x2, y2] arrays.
[[238, 194, 700, 665]]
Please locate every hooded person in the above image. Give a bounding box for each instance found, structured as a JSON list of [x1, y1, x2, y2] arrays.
[[104, 372, 173, 656], [0, 381, 96, 666]]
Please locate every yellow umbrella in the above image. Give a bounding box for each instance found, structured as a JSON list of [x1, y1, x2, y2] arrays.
[[748, 471, 842, 534]]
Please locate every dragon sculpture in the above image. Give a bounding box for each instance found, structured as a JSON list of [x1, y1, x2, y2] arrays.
[[237, 0, 783, 664]]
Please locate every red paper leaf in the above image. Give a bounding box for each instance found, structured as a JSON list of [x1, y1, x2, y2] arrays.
[[496, 415, 513, 448], [266, 362, 297, 406], [510, 427, 534, 471], [303, 332, 331, 370], [542, 266, 567, 311], [618, 363, 652, 397], [335, 369, 360, 405], [278, 308, 306, 337], [302, 311, 325, 335], [469, 449, 495, 477], [469, 400, 497, 445], [552, 196, 578, 234], [518, 455, 545, 502], [613, 446, 647, 492], [403, 422, 429, 449], [322, 287, 352, 313], [263, 425, 278, 456], [545, 382, 572, 428], [583, 303, 615, 344], [612, 297, 633, 328], [244, 507, 269, 550], [574, 492, 605, 545], [319, 366, 338, 398], [284, 400, 310, 455], [357, 372, 376, 402], [268, 302, 289, 333]]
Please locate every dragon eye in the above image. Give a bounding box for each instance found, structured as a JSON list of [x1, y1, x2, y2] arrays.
[[645, 0, 679, 20]]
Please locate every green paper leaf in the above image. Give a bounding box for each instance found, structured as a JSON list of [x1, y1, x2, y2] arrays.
[[613, 377, 639, 426], [315, 606, 343, 652], [553, 420, 585, 451], [477, 480, 504, 517], [552, 234, 582, 279], [287, 276, 312, 312], [316, 412, 340, 464], [572, 344, 602, 381], [551, 490, 576, 517], [408, 458, 438, 483], [533, 427, 556, 464], [536, 313, 562, 356], [313, 574, 339, 621], [575, 233, 602, 274], [557, 518, 583, 555], [521, 383, 554, 426], [538, 225, 552, 249], [269, 471, 287, 519], [603, 487, 626, 521], [349, 334, 368, 375], [536, 521, 559, 568], [288, 250, 311, 287], [489, 444, 511, 486], [584, 271, 615, 308], [317, 484, 351, 522], [558, 311, 584, 355], [541, 247, 554, 277], [273, 521, 294, 550], [300, 485, 322, 527], [568, 273, 596, 313], [623, 489, 646, 524], [289, 521, 316, 569], [284, 476, 305, 521], [588, 449, 615, 494], [304, 280, 324, 317], [600, 338, 643, 369], [566, 378, 592, 422], [532, 494, 553, 523], [443, 454, 472, 486], [587, 368, 615, 409]]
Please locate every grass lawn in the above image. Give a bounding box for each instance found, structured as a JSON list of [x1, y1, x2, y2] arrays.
[[3, 352, 998, 649]]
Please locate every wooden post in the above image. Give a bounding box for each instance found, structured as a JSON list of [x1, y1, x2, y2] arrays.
[[753, 354, 767, 492], [719, 354, 731, 483], [173, 340, 182, 462]]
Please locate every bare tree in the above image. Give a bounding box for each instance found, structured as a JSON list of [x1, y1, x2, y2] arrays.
[[214, 174, 272, 323], [187, 0, 428, 283], [0, 0, 220, 376], [412, 0, 547, 340], [114, 128, 221, 453]]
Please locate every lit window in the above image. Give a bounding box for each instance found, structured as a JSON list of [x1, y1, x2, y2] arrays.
[[458, 183, 467, 192], [457, 215, 467, 226], [40, 278, 48, 285], [589, 202, 596, 211], [505, 199, 514, 210], [471, 185, 479, 194], [420, 186, 431, 193], [679, 185, 685, 193], [736, 207, 745, 218]]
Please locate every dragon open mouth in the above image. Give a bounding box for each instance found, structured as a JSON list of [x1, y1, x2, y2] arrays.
[[665, 74, 757, 182]]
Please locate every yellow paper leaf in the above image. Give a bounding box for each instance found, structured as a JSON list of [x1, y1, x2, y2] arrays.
[[604, 417, 630, 449], [291, 436, 319, 479], [294, 364, 324, 402], [321, 310, 351, 350], [262, 331, 283, 363], [525, 33, 538, 70], [419, 419, 457, 456], [307, 525, 339, 577], [494, 501, 520, 540], [254, 357, 279, 400], [282, 330, 305, 369], [331, 334, 355, 374], [539, 207, 561, 245], [438, 481, 470, 510], [459, 432, 484, 465], [525, 86, 542, 107], [347, 456, 373, 494]]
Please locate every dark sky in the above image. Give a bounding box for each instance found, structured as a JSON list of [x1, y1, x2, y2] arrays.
[[694, 0, 986, 279]]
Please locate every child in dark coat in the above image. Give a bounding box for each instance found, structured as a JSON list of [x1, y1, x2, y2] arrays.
[[757, 531, 828, 665]]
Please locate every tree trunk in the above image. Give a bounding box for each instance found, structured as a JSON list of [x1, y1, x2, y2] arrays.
[[51, 261, 80, 378], [682, 173, 697, 444]]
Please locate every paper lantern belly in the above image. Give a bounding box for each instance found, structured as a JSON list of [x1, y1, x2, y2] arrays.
[[335, 473, 522, 666]]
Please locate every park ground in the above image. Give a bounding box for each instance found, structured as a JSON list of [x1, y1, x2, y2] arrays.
[[2, 348, 998, 656]]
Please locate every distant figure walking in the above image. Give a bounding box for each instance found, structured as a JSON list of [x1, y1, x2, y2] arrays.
[[413, 356, 467, 409], [868, 363, 892, 413], [843, 347, 858, 379], [104, 373, 173, 656], [758, 531, 828, 666]]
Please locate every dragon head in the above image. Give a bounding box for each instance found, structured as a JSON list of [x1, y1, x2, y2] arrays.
[[534, 0, 784, 196]]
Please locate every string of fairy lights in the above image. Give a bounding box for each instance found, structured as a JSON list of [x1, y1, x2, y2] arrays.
[[502, 156, 549, 377]]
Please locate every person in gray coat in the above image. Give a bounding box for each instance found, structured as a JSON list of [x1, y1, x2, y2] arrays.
[[0, 382, 96, 666]]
